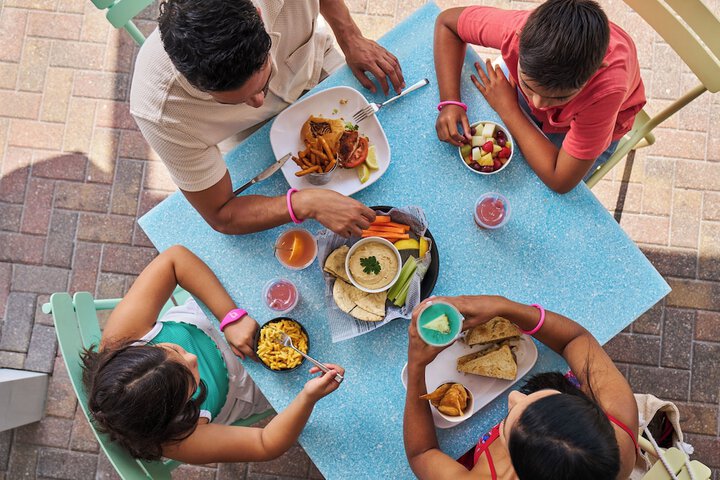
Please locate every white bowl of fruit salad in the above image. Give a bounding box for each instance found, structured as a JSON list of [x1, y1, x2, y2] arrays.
[[459, 121, 513, 175]]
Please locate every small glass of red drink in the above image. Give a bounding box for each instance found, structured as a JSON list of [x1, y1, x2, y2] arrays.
[[474, 192, 511, 229], [263, 278, 299, 314]]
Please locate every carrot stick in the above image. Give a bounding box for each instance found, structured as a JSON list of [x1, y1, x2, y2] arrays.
[[366, 225, 406, 234], [361, 232, 409, 240], [372, 221, 410, 231], [373, 215, 392, 223]]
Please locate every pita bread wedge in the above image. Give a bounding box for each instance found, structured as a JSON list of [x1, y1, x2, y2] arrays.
[[349, 306, 384, 322], [465, 317, 520, 346], [457, 343, 517, 380], [324, 245, 350, 282], [332, 279, 356, 314], [350, 289, 387, 317], [332, 279, 385, 322]]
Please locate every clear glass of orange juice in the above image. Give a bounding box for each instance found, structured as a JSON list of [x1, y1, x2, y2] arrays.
[[274, 228, 318, 270]]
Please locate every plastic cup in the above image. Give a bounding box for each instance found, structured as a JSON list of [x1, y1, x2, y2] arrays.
[[417, 301, 464, 347], [274, 228, 318, 270], [263, 278, 299, 314], [474, 192, 511, 229]]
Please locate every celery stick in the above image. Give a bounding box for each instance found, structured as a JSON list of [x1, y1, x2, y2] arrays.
[[393, 280, 412, 307], [389, 256, 417, 300]]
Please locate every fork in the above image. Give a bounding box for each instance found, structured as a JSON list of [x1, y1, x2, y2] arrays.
[[273, 329, 344, 384], [352, 78, 430, 123]]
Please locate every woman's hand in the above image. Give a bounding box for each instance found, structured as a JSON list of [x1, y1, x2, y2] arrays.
[[302, 363, 345, 402], [435, 104, 472, 146], [470, 59, 520, 120], [223, 315, 259, 360]]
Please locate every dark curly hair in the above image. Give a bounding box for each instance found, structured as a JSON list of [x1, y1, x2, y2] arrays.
[[508, 372, 620, 480], [81, 341, 207, 461], [519, 0, 610, 91], [158, 0, 271, 92]]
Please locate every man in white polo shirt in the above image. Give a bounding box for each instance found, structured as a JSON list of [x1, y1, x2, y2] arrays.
[[130, 0, 405, 237]]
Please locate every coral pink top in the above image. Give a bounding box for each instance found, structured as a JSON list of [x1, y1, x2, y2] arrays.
[[456, 6, 646, 160]]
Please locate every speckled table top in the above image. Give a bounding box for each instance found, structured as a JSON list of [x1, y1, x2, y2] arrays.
[[139, 3, 669, 478]]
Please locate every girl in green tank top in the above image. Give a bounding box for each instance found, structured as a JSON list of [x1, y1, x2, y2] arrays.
[[81, 246, 345, 464]]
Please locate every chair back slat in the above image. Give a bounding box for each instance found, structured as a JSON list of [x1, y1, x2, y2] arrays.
[[73, 292, 103, 349], [624, 0, 720, 92], [106, 0, 155, 29], [665, 0, 720, 56]]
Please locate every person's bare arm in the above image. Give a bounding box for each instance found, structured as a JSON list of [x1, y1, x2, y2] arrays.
[[403, 311, 478, 480], [182, 170, 375, 237], [319, 0, 404, 95], [434, 8, 473, 146], [101, 246, 256, 357], [163, 364, 345, 463]]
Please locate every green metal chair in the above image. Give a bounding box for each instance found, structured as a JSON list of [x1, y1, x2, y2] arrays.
[[90, 0, 156, 45], [42, 288, 275, 480], [586, 0, 720, 188]]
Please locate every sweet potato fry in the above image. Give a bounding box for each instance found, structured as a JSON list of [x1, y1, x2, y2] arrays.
[[310, 148, 327, 161], [319, 138, 335, 164], [295, 165, 321, 177]]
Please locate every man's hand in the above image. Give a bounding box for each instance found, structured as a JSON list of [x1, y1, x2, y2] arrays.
[[223, 315, 259, 360], [344, 36, 405, 96], [470, 59, 521, 120], [436, 104, 472, 146], [293, 189, 375, 238]]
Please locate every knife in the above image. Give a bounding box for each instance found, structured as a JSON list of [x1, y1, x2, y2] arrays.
[[234, 153, 292, 196]]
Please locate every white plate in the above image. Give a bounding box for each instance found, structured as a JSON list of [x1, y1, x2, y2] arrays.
[[269, 86, 391, 196], [401, 335, 538, 429]]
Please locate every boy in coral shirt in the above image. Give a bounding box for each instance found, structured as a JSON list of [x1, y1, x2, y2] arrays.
[[434, 0, 645, 193]]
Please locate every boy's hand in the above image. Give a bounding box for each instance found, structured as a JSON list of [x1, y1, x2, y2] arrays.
[[302, 364, 345, 401], [223, 315, 259, 361], [436, 104, 472, 146], [471, 59, 520, 119]]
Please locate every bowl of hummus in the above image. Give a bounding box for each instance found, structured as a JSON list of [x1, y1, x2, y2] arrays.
[[345, 237, 402, 293]]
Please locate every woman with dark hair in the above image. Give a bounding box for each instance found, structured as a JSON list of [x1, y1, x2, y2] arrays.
[[81, 245, 343, 463], [404, 295, 638, 480]]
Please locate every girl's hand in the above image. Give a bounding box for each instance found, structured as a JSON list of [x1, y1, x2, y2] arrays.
[[470, 59, 520, 119], [417, 295, 505, 331], [407, 303, 450, 367], [223, 315, 259, 361], [302, 364, 345, 402], [435, 104, 472, 146]]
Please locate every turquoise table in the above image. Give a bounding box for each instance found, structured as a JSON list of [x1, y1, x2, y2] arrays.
[[139, 3, 669, 478]]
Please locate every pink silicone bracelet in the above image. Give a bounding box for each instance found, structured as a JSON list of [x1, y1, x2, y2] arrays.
[[521, 304, 545, 336], [437, 100, 468, 112], [220, 308, 248, 332], [286, 188, 303, 224]]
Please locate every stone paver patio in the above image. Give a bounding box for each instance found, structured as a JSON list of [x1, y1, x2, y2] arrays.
[[0, 0, 718, 478]]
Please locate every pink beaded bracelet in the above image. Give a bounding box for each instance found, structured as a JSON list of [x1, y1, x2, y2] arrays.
[[521, 304, 545, 336], [437, 100, 468, 112], [286, 188, 303, 224]]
